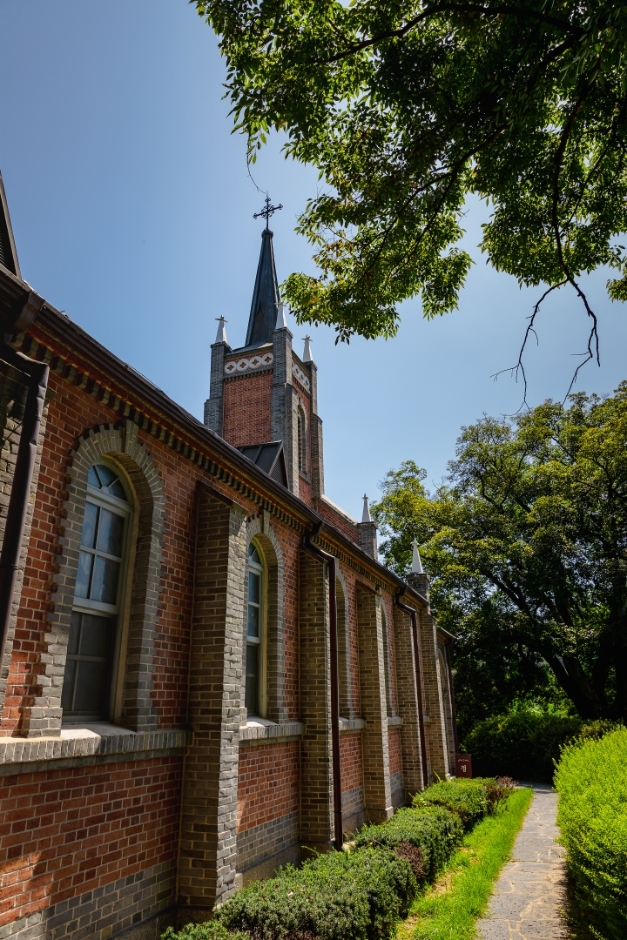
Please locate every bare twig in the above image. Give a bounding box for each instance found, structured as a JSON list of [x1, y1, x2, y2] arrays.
[[491, 280, 567, 413]]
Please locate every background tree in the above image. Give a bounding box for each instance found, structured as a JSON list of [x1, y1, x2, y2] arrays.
[[372, 383, 627, 725], [198, 0, 627, 364]]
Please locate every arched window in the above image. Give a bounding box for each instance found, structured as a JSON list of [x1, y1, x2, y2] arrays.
[[297, 407, 307, 475], [246, 541, 265, 716], [381, 607, 395, 718], [61, 462, 132, 722]]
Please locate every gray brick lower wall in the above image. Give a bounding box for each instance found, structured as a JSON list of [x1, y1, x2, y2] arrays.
[[237, 812, 300, 884], [0, 861, 175, 940], [390, 772, 405, 809], [341, 785, 365, 835]]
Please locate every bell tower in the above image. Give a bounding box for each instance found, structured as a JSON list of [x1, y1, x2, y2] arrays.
[[204, 202, 324, 504]]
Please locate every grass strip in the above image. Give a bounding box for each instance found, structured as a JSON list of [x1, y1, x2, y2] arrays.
[[397, 787, 533, 940]]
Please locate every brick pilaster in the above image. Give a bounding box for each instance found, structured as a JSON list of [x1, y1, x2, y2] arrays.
[[204, 341, 228, 435], [406, 574, 449, 779], [178, 482, 247, 917], [299, 550, 334, 853], [356, 585, 392, 823], [357, 522, 378, 559], [271, 327, 299, 495], [392, 606, 426, 795]]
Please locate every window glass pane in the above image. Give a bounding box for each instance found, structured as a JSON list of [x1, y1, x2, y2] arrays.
[[96, 464, 117, 488], [245, 644, 259, 714], [247, 602, 259, 638], [68, 611, 82, 656], [80, 613, 112, 658], [248, 570, 260, 605], [73, 660, 108, 715], [96, 509, 125, 558], [81, 503, 98, 548], [91, 556, 120, 605], [248, 545, 260, 565], [88, 466, 101, 488], [109, 479, 127, 501], [75, 551, 93, 599], [61, 659, 77, 712]]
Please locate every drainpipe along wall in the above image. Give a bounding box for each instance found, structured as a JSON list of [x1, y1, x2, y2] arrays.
[[303, 529, 343, 850], [0, 341, 49, 671], [395, 591, 430, 789], [443, 637, 460, 758]]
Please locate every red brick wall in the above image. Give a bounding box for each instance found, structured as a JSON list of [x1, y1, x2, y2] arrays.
[[388, 728, 402, 776], [237, 742, 299, 833], [222, 372, 273, 449], [0, 350, 309, 734], [316, 500, 359, 545], [0, 757, 181, 929], [340, 732, 363, 793]]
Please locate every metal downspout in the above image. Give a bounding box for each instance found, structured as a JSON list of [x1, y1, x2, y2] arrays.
[[303, 528, 343, 850], [0, 341, 49, 670], [395, 591, 430, 789]]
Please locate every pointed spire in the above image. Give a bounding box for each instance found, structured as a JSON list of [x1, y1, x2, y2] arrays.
[[302, 336, 313, 363], [275, 301, 289, 330], [215, 316, 228, 344], [361, 494, 372, 523], [411, 540, 424, 574], [245, 228, 281, 347]]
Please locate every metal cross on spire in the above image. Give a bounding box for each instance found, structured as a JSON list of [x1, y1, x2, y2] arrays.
[[253, 194, 283, 230]]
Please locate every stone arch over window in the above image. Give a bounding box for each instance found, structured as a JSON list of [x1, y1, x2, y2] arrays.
[[24, 421, 165, 737], [335, 568, 354, 719], [297, 405, 307, 476], [244, 514, 286, 722]]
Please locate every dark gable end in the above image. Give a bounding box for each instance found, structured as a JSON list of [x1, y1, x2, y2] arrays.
[[0, 174, 20, 278]]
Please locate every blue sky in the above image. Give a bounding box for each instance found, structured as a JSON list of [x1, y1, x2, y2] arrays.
[[2, 1, 626, 518]]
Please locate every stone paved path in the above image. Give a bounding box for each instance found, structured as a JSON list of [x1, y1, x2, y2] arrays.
[[476, 784, 569, 940]]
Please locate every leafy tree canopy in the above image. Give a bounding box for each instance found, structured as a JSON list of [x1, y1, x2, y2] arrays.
[[197, 0, 627, 348], [372, 383, 627, 724]]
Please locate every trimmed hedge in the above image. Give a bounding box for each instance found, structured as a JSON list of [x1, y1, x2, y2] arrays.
[[216, 847, 416, 940], [555, 727, 627, 940], [353, 806, 462, 882], [163, 923, 249, 940], [163, 778, 514, 940], [412, 779, 489, 831]]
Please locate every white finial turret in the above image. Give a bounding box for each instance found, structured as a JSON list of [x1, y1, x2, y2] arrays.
[[276, 301, 289, 330], [302, 335, 313, 363], [215, 316, 228, 344], [411, 540, 424, 574], [362, 494, 372, 523]]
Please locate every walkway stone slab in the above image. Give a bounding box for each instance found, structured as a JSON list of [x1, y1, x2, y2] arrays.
[[477, 785, 568, 940]]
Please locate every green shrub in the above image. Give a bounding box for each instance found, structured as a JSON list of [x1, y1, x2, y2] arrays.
[[463, 706, 584, 781], [556, 727, 627, 940], [412, 779, 490, 830], [162, 923, 248, 940], [353, 806, 462, 882], [215, 847, 416, 940]]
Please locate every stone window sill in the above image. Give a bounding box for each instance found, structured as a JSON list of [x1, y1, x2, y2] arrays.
[[387, 715, 403, 727], [239, 719, 304, 743], [0, 723, 190, 771], [339, 717, 366, 733]]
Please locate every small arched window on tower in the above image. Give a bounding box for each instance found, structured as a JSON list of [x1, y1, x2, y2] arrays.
[[246, 541, 266, 716], [62, 462, 132, 722], [297, 406, 307, 476]]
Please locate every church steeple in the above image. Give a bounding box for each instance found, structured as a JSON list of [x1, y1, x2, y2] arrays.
[[245, 196, 283, 348]]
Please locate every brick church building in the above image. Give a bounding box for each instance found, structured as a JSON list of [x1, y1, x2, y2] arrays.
[[0, 177, 457, 940]]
